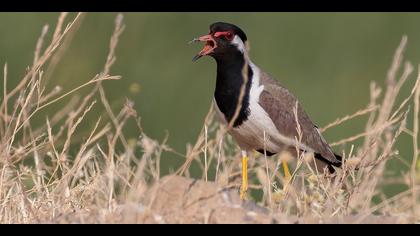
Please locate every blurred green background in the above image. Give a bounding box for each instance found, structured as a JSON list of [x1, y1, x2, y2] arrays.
[[0, 13, 418, 192]]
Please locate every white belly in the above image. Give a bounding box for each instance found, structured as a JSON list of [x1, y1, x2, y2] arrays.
[[213, 98, 284, 152]]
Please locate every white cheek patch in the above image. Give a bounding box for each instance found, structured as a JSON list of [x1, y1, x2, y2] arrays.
[[231, 35, 246, 54], [249, 62, 264, 103]]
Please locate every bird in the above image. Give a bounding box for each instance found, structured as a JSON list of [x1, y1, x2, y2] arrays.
[[190, 22, 342, 200]]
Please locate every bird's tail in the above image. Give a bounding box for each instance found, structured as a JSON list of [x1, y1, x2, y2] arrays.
[[315, 152, 342, 174], [332, 153, 343, 167]]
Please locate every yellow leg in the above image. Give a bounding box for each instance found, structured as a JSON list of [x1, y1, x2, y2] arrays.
[[240, 153, 248, 200], [282, 160, 292, 181]]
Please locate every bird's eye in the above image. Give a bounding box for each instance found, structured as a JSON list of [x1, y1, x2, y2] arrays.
[[225, 32, 233, 41], [214, 31, 234, 41]]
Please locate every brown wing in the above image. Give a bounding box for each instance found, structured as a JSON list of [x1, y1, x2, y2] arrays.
[[258, 71, 340, 165]]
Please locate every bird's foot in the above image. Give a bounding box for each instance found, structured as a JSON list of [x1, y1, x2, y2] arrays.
[[270, 160, 292, 203], [240, 185, 248, 200]]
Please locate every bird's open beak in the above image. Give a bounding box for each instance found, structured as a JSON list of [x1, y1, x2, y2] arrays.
[[190, 34, 217, 62]]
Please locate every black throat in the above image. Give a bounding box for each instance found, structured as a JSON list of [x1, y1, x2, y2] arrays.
[[214, 49, 253, 127]]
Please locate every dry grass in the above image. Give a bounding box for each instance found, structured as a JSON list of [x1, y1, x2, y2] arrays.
[[0, 13, 419, 224]]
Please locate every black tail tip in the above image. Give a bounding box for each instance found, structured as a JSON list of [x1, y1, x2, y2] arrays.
[[334, 153, 343, 162], [332, 153, 343, 167], [314, 153, 343, 167], [314, 152, 343, 174], [328, 153, 343, 174]]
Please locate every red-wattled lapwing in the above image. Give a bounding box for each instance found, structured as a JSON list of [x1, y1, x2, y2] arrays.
[[191, 22, 342, 200]]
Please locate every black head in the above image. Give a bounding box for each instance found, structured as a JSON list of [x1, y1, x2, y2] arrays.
[[210, 22, 247, 43], [191, 22, 248, 61]]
